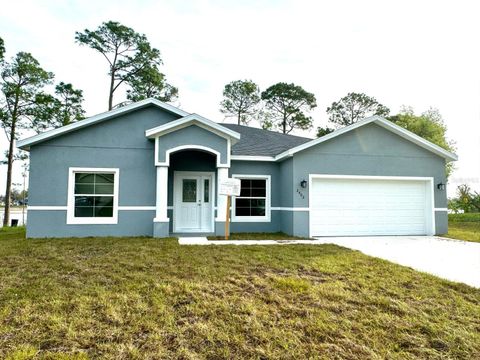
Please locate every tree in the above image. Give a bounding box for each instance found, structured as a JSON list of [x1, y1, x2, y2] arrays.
[[0, 37, 5, 61], [261, 82, 316, 134], [0, 52, 54, 226], [220, 80, 261, 125], [125, 64, 177, 104], [75, 21, 170, 110], [389, 107, 456, 176], [52, 82, 85, 127], [450, 184, 480, 213], [327, 92, 390, 127], [29, 82, 85, 130], [316, 126, 335, 137]]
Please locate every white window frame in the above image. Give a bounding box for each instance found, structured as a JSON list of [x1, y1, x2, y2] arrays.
[[231, 174, 271, 222], [67, 167, 120, 225]]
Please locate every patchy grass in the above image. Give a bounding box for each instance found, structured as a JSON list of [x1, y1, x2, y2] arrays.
[[0, 228, 479, 359], [446, 222, 480, 243], [446, 213, 480, 243], [207, 232, 307, 240]]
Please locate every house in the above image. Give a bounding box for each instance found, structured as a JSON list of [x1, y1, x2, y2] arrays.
[[17, 98, 457, 238]]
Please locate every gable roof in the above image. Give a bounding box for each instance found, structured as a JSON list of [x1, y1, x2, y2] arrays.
[[146, 114, 241, 143], [275, 115, 458, 161], [17, 98, 190, 150], [220, 123, 312, 156]]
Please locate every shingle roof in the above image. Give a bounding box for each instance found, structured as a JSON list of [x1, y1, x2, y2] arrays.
[[219, 123, 313, 156]]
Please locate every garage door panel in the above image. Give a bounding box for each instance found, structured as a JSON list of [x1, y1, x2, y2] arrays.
[[310, 178, 431, 236]]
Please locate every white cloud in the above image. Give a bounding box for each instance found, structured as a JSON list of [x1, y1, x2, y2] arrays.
[[1, 0, 479, 198]]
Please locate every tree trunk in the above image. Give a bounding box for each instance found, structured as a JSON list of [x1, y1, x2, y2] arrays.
[[108, 71, 115, 110], [282, 113, 287, 134], [3, 117, 16, 227], [237, 111, 241, 125]]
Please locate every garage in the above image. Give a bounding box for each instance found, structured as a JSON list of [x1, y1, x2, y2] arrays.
[[309, 175, 435, 237]]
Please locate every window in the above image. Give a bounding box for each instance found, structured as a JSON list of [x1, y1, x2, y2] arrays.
[[182, 179, 197, 202], [67, 168, 119, 224], [232, 175, 271, 222], [204, 179, 210, 203]]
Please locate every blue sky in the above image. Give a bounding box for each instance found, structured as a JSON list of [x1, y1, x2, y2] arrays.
[[1, 0, 479, 197]]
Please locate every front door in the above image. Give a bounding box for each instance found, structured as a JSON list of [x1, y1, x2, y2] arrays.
[[174, 172, 214, 232]]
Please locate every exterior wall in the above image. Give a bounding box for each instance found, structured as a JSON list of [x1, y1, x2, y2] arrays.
[[291, 123, 448, 236], [27, 106, 180, 238], [157, 125, 229, 165], [228, 160, 282, 233], [28, 211, 154, 238], [26, 112, 450, 238]]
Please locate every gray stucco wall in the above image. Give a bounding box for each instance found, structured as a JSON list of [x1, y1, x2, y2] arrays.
[[27, 105, 180, 238], [291, 123, 448, 236], [228, 160, 282, 233], [157, 125, 229, 165], [26, 110, 450, 238]]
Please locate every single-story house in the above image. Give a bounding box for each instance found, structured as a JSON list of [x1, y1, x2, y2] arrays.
[[17, 98, 457, 238]]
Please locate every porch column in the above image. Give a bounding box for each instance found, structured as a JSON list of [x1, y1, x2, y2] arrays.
[[153, 165, 169, 237], [216, 167, 229, 222]]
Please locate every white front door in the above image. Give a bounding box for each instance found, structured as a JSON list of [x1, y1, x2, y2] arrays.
[[174, 172, 214, 232]]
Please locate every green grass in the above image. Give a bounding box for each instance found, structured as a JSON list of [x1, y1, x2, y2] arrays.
[[207, 232, 307, 240], [446, 213, 480, 243], [0, 228, 479, 359]]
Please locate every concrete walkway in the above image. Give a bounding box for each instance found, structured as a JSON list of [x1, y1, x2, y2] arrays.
[[178, 237, 315, 246], [178, 236, 480, 288]]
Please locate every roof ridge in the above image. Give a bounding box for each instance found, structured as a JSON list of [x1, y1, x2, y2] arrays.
[[219, 122, 313, 140]]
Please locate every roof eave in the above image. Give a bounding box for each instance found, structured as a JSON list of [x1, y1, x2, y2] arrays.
[[145, 114, 241, 142], [274, 116, 458, 162], [17, 98, 190, 150]]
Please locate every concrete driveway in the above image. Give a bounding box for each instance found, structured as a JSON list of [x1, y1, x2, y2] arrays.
[[314, 236, 480, 288]]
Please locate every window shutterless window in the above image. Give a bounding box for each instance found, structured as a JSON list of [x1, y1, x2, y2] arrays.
[[67, 168, 119, 224], [232, 175, 271, 222]]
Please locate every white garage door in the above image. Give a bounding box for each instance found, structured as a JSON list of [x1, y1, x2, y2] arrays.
[[310, 176, 433, 236]]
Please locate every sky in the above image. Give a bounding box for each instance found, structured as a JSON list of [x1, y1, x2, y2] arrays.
[[1, 0, 479, 198]]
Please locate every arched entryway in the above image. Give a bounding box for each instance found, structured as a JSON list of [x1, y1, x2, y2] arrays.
[[169, 149, 217, 233]]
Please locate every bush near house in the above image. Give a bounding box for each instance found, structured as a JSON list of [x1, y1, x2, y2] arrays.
[[0, 228, 479, 359]]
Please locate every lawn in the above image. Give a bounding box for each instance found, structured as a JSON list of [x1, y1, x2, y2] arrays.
[[446, 213, 480, 243], [0, 228, 479, 359]]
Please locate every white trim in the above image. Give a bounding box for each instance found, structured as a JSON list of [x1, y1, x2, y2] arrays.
[[145, 113, 241, 141], [275, 116, 457, 162], [231, 174, 271, 222], [66, 167, 120, 225], [434, 208, 448, 212], [156, 144, 230, 168], [155, 166, 169, 222], [271, 207, 309, 211], [308, 174, 436, 237], [28, 206, 68, 211], [17, 98, 190, 150], [231, 155, 276, 162], [118, 206, 156, 211], [307, 174, 435, 182], [215, 168, 229, 222], [173, 171, 215, 232]]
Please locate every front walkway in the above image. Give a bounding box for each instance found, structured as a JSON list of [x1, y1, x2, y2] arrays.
[[178, 236, 480, 288]]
